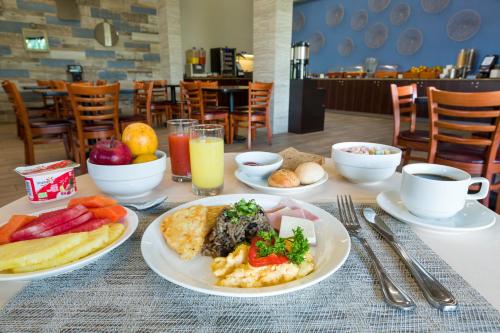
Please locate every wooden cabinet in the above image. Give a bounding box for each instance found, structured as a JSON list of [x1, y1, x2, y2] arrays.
[[288, 79, 326, 134], [314, 78, 500, 116]]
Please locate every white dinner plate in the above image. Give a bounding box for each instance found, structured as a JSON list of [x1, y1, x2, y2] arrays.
[[234, 170, 329, 195], [377, 190, 497, 233], [0, 206, 138, 281], [141, 194, 350, 297]]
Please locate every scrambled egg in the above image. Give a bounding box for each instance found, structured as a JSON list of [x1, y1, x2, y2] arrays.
[[211, 244, 314, 288]]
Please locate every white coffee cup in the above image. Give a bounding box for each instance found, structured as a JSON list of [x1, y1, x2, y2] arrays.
[[400, 163, 489, 219]]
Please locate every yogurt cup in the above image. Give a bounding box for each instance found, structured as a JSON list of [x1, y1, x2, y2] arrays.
[[15, 160, 79, 203]]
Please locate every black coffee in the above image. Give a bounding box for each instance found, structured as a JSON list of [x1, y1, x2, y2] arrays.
[[413, 173, 457, 181]]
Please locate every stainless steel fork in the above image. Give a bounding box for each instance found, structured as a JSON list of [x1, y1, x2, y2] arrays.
[[337, 195, 416, 311]]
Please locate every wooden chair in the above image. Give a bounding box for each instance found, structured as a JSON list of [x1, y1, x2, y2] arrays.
[[180, 81, 230, 143], [427, 87, 500, 209], [230, 82, 273, 149], [2, 80, 71, 165], [120, 81, 153, 131], [149, 80, 171, 126], [36, 79, 55, 110], [390, 83, 429, 165], [49, 80, 73, 118], [67, 83, 121, 174]]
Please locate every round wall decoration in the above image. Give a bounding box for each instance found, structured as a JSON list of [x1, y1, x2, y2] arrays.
[[368, 0, 391, 13], [364, 23, 389, 49], [351, 10, 369, 31], [338, 38, 355, 56], [292, 11, 306, 32], [447, 9, 481, 42], [326, 4, 344, 27], [390, 3, 411, 26], [421, 0, 450, 14], [397, 28, 423, 55], [308, 32, 326, 53]]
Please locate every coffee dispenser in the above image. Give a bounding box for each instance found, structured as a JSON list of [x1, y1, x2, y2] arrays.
[[290, 41, 310, 79]]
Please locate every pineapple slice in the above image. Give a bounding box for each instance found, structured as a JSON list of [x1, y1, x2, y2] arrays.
[[0, 233, 88, 271], [107, 223, 125, 244], [11, 225, 112, 273]]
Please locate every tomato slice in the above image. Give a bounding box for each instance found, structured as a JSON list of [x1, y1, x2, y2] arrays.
[[248, 236, 289, 267]]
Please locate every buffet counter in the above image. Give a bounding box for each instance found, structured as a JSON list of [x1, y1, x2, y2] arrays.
[[314, 78, 500, 116]]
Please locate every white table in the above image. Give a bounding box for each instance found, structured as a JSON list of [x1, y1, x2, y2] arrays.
[[1, 154, 499, 311]]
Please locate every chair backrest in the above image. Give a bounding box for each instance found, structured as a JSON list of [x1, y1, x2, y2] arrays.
[[390, 83, 417, 146], [2, 80, 31, 136], [248, 82, 273, 116], [133, 81, 154, 125], [199, 81, 219, 107], [427, 87, 500, 165], [67, 82, 121, 139], [95, 79, 107, 86], [150, 80, 168, 102], [50, 80, 67, 90], [36, 80, 51, 87], [180, 81, 204, 119]]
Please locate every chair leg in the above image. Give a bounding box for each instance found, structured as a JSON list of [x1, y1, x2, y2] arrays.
[[228, 116, 233, 145], [247, 120, 252, 150], [62, 132, 71, 160], [403, 148, 412, 165], [266, 123, 272, 145], [224, 114, 230, 144], [24, 138, 35, 165]]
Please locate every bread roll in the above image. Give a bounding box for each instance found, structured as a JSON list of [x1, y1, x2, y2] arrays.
[[295, 162, 325, 185], [268, 169, 300, 188]]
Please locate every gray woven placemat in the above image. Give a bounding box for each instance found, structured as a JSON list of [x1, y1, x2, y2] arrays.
[[1, 202, 499, 333]]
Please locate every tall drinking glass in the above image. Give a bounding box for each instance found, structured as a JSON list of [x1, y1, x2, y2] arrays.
[[167, 119, 198, 182], [189, 124, 224, 196]]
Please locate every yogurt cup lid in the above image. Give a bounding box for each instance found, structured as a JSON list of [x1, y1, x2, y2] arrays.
[[15, 160, 80, 177]]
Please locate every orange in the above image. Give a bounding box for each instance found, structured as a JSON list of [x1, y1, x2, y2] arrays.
[[132, 154, 158, 164], [122, 123, 158, 156]]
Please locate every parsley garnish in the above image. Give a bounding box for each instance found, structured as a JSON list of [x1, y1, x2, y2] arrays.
[[256, 227, 309, 264], [224, 199, 260, 224]]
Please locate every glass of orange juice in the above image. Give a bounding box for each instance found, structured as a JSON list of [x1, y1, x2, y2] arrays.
[[189, 124, 224, 196]]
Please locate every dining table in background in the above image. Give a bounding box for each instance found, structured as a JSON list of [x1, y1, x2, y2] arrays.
[[0, 153, 499, 312], [202, 85, 249, 114]]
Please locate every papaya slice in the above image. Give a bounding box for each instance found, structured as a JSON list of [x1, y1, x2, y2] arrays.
[[89, 205, 127, 223], [68, 195, 117, 209], [0, 215, 37, 245]]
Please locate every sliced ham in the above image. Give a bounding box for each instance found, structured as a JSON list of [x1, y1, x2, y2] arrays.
[[265, 198, 319, 230]]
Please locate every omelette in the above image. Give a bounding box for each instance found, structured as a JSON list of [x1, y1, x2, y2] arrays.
[[161, 205, 226, 260]]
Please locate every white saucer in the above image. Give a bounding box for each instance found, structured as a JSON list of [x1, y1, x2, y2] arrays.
[[234, 170, 328, 195], [376, 190, 497, 233]]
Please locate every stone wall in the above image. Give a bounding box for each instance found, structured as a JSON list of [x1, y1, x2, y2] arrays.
[[0, 0, 163, 122], [253, 0, 292, 134]]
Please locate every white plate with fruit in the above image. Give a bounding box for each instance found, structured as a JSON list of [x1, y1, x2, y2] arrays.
[[0, 195, 138, 281]]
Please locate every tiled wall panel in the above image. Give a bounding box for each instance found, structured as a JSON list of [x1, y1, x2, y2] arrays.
[[0, 0, 161, 122]]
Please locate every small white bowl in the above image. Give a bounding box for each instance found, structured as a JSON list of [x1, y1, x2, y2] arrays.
[[235, 152, 283, 178], [87, 151, 167, 199], [332, 142, 402, 184]]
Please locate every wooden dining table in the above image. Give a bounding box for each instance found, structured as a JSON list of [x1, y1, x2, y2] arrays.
[[202, 85, 248, 114], [0, 153, 499, 313]]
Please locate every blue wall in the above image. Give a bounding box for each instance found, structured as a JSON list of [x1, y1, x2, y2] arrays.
[[292, 0, 500, 73]]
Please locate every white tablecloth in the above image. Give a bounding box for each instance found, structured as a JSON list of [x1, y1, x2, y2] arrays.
[[1, 154, 499, 311]]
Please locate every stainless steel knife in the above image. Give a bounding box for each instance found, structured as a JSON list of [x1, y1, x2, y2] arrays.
[[363, 207, 458, 312]]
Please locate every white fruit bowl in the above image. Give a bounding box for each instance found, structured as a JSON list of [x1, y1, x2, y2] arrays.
[[332, 142, 402, 184], [87, 150, 166, 199]]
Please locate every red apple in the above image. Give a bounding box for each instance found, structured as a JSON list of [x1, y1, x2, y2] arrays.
[[89, 139, 133, 165]]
